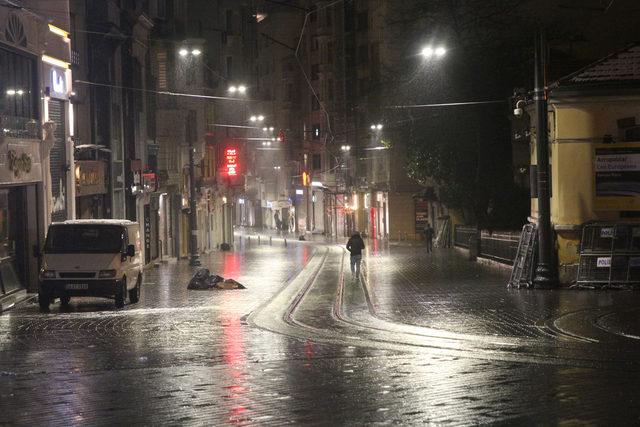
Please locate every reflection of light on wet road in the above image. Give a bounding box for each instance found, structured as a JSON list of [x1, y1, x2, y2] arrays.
[[221, 311, 248, 423], [223, 252, 242, 279]]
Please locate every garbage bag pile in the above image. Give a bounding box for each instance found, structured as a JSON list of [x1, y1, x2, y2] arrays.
[[187, 268, 245, 290]]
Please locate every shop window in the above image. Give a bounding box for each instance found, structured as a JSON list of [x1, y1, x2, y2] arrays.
[[0, 46, 37, 124], [313, 154, 322, 170]]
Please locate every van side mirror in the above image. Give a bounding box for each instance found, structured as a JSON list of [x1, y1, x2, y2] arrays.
[[126, 244, 135, 258]]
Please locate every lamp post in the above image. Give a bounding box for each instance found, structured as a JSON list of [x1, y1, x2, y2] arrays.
[[179, 46, 202, 266], [532, 31, 557, 288]]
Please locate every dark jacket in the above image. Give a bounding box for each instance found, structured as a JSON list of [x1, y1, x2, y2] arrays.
[[346, 235, 365, 256]]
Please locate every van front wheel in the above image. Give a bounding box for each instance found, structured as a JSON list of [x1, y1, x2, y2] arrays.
[[128, 275, 141, 304], [115, 280, 126, 308]]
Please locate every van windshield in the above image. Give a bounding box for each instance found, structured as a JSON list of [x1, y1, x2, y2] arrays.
[[45, 225, 125, 254]]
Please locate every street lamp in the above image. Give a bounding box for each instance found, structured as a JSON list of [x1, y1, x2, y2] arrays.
[[178, 46, 203, 266], [370, 123, 383, 130], [341, 145, 351, 152], [421, 45, 447, 59], [228, 84, 247, 95], [250, 114, 265, 122]]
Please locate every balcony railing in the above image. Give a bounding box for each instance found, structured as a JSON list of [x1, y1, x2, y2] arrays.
[[1, 115, 41, 139]]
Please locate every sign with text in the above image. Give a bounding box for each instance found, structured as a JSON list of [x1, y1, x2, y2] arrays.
[[75, 160, 107, 196], [224, 147, 239, 177], [595, 144, 640, 210]]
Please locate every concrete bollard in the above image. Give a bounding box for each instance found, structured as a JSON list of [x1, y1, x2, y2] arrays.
[[258, 235, 261, 245], [269, 236, 272, 245], [247, 236, 251, 246], [284, 238, 287, 247]]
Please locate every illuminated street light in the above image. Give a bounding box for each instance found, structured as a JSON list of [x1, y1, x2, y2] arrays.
[[191, 49, 202, 56], [262, 127, 268, 131], [421, 45, 447, 59], [257, 115, 265, 121], [421, 47, 433, 58], [269, 126, 274, 131], [250, 116, 257, 122], [377, 124, 383, 130], [237, 85, 247, 94], [179, 48, 189, 57], [228, 86, 237, 93], [341, 145, 351, 152], [250, 115, 265, 122], [274, 166, 281, 170], [371, 123, 383, 130]]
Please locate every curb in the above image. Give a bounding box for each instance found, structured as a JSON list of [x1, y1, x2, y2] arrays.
[[0, 290, 36, 314]]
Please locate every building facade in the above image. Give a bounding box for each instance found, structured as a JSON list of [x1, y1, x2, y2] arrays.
[[0, 0, 74, 295]]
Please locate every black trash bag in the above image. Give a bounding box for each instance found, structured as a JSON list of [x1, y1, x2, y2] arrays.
[[206, 274, 224, 287], [188, 268, 210, 289], [188, 268, 225, 290]]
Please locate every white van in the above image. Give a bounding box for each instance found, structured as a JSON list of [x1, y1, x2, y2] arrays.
[[38, 220, 143, 310]]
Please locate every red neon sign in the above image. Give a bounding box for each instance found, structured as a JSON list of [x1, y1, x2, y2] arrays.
[[225, 147, 238, 176]]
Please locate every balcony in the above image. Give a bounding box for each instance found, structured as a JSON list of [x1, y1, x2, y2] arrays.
[[1, 116, 40, 140]]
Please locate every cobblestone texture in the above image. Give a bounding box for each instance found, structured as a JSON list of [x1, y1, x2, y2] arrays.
[[1, 238, 640, 425]]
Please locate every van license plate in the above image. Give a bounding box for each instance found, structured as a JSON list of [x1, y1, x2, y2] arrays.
[[66, 283, 88, 290]]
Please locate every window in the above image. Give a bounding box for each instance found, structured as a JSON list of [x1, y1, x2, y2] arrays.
[[226, 10, 234, 32], [286, 83, 293, 102], [0, 47, 37, 122], [357, 11, 368, 30], [312, 124, 321, 139], [157, 0, 166, 18], [311, 64, 319, 80], [311, 96, 320, 111], [358, 44, 369, 64], [226, 56, 233, 79], [312, 154, 322, 170], [186, 64, 196, 86], [156, 51, 167, 89]]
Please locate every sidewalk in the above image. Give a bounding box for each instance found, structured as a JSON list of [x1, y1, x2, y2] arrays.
[[361, 243, 640, 346]]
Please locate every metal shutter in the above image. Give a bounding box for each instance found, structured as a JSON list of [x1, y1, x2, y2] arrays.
[[48, 100, 67, 222]]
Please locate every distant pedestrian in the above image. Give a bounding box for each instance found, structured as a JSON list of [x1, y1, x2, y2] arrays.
[[274, 211, 282, 231], [424, 224, 434, 253], [346, 231, 365, 280]]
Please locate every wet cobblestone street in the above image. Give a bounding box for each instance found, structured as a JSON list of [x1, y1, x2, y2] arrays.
[[2, 238, 640, 425]]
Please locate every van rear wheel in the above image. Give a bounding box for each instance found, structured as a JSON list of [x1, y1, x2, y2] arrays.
[[128, 275, 141, 304], [38, 290, 51, 312], [60, 294, 71, 306], [115, 280, 126, 308]]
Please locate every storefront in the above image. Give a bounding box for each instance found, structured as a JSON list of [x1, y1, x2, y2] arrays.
[[75, 160, 108, 218], [0, 41, 46, 294], [0, 139, 44, 295]]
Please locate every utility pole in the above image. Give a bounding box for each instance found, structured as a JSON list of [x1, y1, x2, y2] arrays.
[[187, 110, 201, 266], [533, 30, 557, 288]]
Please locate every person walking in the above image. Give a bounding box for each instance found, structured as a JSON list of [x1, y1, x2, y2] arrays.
[[346, 231, 365, 280], [424, 223, 434, 253], [274, 211, 282, 233]]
